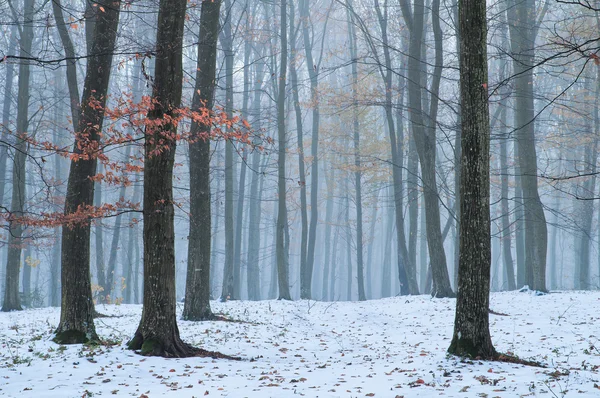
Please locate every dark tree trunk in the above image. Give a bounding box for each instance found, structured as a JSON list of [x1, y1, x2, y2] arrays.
[[448, 0, 496, 359], [183, 0, 221, 321], [2, 0, 35, 313], [55, 0, 121, 343], [127, 0, 196, 357]]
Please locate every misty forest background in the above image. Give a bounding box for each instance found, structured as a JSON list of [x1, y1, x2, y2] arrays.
[[0, 0, 599, 312]]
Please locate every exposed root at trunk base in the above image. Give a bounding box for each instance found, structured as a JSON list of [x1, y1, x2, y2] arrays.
[[494, 353, 546, 368], [127, 333, 240, 360], [53, 328, 99, 345]]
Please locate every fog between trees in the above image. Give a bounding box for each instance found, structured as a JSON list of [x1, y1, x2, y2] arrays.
[[0, 0, 599, 356]]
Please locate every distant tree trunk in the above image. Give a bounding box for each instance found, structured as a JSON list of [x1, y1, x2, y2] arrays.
[[2, 0, 35, 312], [22, 245, 32, 307], [514, 145, 526, 288], [49, 74, 63, 307], [0, 26, 17, 208], [233, 12, 251, 300], [51, 0, 81, 127], [419, 195, 428, 291], [348, 2, 365, 301], [345, 187, 353, 301], [321, 167, 334, 300], [407, 139, 419, 277], [127, 0, 197, 357], [105, 148, 131, 299], [210, 141, 222, 297], [183, 0, 221, 321], [246, 51, 265, 301], [373, 0, 415, 295], [507, 0, 548, 292], [448, 0, 496, 359], [289, 2, 309, 300], [549, 194, 559, 290], [400, 0, 453, 298], [497, 14, 516, 291], [575, 74, 597, 290], [55, 0, 121, 343], [365, 194, 378, 299], [268, 206, 278, 299], [381, 188, 394, 298], [275, 0, 292, 300], [94, 167, 107, 297], [300, 0, 322, 300], [220, 0, 236, 301]]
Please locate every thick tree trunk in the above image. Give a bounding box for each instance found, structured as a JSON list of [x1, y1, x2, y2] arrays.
[[183, 0, 221, 321], [127, 0, 197, 357], [2, 0, 35, 313], [55, 0, 121, 343], [448, 0, 496, 359]]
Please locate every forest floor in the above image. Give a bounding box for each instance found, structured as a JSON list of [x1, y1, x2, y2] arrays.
[[1, 291, 599, 397]]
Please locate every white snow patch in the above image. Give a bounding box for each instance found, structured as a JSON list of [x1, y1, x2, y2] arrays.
[[1, 291, 599, 397]]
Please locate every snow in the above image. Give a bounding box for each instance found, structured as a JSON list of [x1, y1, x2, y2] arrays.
[[1, 291, 599, 397]]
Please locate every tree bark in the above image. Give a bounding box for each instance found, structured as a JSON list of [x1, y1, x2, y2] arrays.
[[246, 48, 265, 301], [127, 0, 196, 357], [0, 26, 17, 209], [276, 0, 292, 300], [300, 0, 322, 300], [507, 0, 548, 292], [220, 0, 236, 301], [55, 0, 121, 343], [400, 0, 453, 298], [2, 0, 35, 313], [289, 2, 309, 300], [183, 0, 221, 321], [448, 0, 496, 359]]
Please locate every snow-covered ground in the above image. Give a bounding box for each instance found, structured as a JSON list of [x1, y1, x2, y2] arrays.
[[1, 291, 599, 397]]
